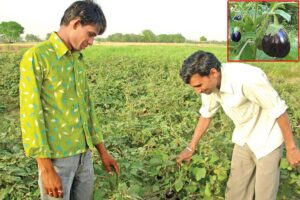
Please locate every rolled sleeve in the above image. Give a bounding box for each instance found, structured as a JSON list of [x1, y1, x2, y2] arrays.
[[268, 100, 288, 119], [199, 93, 220, 118]]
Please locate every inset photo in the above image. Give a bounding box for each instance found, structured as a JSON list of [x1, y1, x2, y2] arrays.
[[227, 1, 299, 61]]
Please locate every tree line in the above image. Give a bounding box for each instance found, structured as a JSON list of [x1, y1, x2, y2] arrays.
[[98, 30, 186, 43], [0, 21, 225, 44]]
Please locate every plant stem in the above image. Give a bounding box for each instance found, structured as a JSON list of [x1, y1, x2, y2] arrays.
[[237, 39, 253, 59], [254, 3, 258, 27], [253, 3, 258, 57], [256, 2, 285, 42], [273, 14, 279, 25]]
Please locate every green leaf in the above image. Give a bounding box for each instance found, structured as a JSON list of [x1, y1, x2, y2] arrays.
[[0, 186, 13, 199], [275, 9, 291, 22], [186, 184, 198, 193], [242, 32, 256, 40], [229, 54, 240, 61], [244, 15, 254, 32], [265, 24, 284, 35], [233, 27, 240, 33], [174, 178, 184, 192], [283, 35, 298, 61], [192, 155, 204, 164], [210, 153, 219, 163], [270, 2, 285, 11], [152, 185, 160, 192], [93, 190, 105, 199], [149, 157, 162, 166], [192, 167, 206, 181], [218, 173, 227, 181], [256, 49, 274, 60], [240, 42, 256, 60], [286, 2, 298, 8], [128, 184, 143, 197], [204, 183, 211, 197], [280, 158, 289, 169]]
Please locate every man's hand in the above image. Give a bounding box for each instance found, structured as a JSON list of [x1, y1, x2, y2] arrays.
[[37, 158, 63, 198], [100, 151, 120, 175], [176, 116, 211, 166], [277, 112, 300, 167], [286, 147, 300, 167], [96, 143, 120, 175], [41, 169, 63, 198], [176, 147, 194, 166]]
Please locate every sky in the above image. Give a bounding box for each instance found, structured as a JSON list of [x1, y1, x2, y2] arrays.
[[0, 0, 227, 41]]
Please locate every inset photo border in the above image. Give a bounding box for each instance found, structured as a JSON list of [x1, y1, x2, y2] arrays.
[[227, 0, 299, 62]]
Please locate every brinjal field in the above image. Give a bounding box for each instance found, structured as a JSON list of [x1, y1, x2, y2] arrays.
[[0, 44, 299, 199]]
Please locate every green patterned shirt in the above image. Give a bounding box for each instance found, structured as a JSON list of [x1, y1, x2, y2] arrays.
[[19, 32, 103, 158]]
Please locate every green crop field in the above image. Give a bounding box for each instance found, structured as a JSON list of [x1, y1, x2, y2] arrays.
[[0, 44, 299, 200]]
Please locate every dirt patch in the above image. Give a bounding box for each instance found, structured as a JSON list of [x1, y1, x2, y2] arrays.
[[0, 43, 36, 52]]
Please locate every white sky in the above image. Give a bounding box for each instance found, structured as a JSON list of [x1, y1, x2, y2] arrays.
[[0, 0, 227, 41]]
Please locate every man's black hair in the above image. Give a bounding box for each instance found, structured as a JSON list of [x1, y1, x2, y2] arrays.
[[180, 50, 221, 84], [60, 0, 106, 34]]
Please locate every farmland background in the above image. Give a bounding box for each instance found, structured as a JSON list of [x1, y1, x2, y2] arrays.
[[0, 43, 299, 199]]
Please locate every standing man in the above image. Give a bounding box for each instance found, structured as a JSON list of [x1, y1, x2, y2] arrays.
[[19, 1, 119, 199], [176, 50, 300, 200]]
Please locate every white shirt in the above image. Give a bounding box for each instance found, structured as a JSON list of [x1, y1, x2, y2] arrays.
[[199, 63, 287, 159]]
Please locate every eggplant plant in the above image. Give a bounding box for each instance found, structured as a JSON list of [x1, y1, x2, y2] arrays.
[[228, 2, 298, 61]]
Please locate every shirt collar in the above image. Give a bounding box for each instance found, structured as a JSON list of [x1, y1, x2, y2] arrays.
[[49, 32, 83, 60], [219, 65, 234, 94]]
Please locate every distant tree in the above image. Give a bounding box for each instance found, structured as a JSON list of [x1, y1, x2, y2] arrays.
[[171, 34, 186, 43], [157, 34, 168, 43], [25, 34, 41, 42], [131, 34, 144, 42], [107, 33, 123, 42], [95, 37, 106, 42], [200, 36, 207, 42], [0, 21, 24, 43], [142, 30, 156, 42], [157, 34, 185, 43], [105, 31, 185, 43], [45, 33, 52, 40], [0, 34, 4, 43], [123, 34, 133, 42]]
